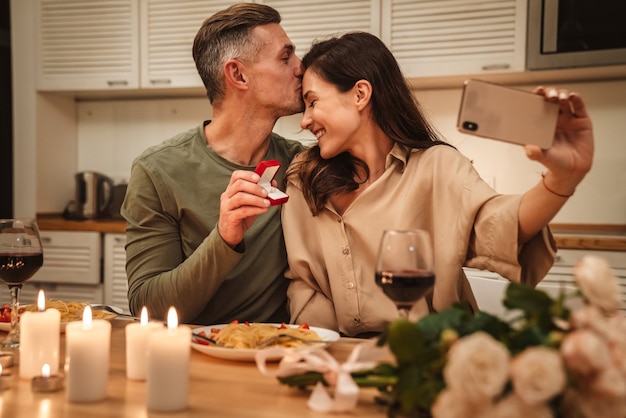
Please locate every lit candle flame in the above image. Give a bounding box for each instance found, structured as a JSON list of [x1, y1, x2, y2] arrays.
[[82, 305, 93, 330], [167, 306, 178, 331], [37, 289, 46, 312], [0, 364, 3, 375], [42, 363, 51, 378], [140, 306, 148, 326]]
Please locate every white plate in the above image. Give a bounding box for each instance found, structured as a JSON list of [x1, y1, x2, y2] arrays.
[[191, 323, 340, 362], [0, 309, 117, 333]]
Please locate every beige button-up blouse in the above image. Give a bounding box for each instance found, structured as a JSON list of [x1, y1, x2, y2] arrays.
[[282, 143, 556, 337]]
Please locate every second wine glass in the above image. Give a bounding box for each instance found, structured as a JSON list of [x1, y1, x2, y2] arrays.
[[375, 229, 435, 319]]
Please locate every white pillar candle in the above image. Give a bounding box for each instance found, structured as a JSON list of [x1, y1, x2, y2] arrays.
[[125, 306, 162, 380], [146, 307, 191, 412], [19, 290, 61, 379], [65, 305, 111, 403]]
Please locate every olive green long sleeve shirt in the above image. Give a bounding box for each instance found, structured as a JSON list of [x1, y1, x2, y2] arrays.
[[122, 123, 303, 325]]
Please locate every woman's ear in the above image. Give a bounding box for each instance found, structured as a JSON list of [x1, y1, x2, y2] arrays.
[[224, 59, 248, 91], [354, 80, 372, 110]]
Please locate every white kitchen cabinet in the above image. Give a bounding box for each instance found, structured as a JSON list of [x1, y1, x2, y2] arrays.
[[381, 0, 526, 78], [36, 0, 140, 90], [139, 0, 238, 89], [103, 233, 130, 314], [260, 0, 380, 57], [37, 0, 380, 93], [466, 249, 626, 318], [20, 230, 104, 305], [36, 0, 234, 92]]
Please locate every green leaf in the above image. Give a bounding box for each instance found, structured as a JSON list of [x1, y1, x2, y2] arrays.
[[463, 311, 512, 340], [416, 304, 473, 342], [387, 320, 425, 364]]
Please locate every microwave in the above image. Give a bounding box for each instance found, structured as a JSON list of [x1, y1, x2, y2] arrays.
[[526, 0, 626, 70]]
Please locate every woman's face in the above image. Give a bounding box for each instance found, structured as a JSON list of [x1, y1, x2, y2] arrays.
[[300, 70, 363, 159]]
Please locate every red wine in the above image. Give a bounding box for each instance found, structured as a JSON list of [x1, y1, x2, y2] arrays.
[[0, 253, 43, 286], [375, 270, 435, 309]]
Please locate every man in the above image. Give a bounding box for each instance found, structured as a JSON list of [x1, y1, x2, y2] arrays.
[[121, 3, 304, 324]]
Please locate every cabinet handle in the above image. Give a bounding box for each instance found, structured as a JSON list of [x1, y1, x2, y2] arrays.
[[481, 63, 511, 71], [107, 80, 129, 87], [41, 237, 52, 244], [150, 79, 172, 85], [114, 237, 125, 244]]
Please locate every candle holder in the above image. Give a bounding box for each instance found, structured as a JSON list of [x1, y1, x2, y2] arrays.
[[0, 352, 14, 368], [32, 373, 65, 392], [0, 369, 12, 391]]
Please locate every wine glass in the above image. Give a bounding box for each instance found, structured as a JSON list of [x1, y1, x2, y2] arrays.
[[0, 219, 44, 350], [375, 229, 435, 319]]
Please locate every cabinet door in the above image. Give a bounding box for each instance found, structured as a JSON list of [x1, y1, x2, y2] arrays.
[[140, 0, 237, 89], [103, 233, 130, 314], [260, 0, 381, 57], [381, 0, 526, 78], [37, 0, 140, 91]]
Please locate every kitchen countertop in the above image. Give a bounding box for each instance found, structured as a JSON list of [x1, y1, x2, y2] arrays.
[[36, 214, 626, 251], [37, 213, 126, 234]]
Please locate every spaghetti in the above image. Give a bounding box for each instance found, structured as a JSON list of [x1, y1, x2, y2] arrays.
[[20, 300, 117, 322], [209, 322, 321, 349]]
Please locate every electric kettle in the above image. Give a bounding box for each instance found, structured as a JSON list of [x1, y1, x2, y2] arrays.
[[73, 171, 115, 219]]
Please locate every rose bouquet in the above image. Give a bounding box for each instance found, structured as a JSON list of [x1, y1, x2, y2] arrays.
[[273, 255, 626, 418]]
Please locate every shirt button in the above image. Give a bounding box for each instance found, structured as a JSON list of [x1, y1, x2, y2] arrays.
[[346, 282, 355, 289], [353, 318, 361, 325], [342, 248, 350, 255]]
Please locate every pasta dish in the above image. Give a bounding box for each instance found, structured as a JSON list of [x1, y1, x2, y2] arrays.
[[206, 322, 321, 349], [21, 300, 116, 322]]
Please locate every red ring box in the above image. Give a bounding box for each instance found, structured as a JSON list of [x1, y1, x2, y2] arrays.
[[254, 160, 289, 206]]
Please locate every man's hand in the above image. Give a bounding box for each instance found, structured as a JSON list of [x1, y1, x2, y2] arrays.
[[218, 170, 270, 248]]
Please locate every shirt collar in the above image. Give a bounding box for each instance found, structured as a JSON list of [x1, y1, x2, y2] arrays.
[[386, 142, 410, 171]]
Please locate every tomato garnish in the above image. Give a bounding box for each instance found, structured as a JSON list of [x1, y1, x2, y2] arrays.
[[298, 323, 310, 330], [277, 322, 288, 329]]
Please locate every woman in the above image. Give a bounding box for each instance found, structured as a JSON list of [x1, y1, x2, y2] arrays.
[[282, 32, 593, 337]]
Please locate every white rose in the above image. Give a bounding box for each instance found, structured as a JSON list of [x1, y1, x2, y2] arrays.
[[443, 332, 510, 402], [481, 394, 554, 418], [574, 255, 622, 314], [510, 346, 567, 405], [572, 390, 626, 418], [560, 329, 611, 377], [569, 305, 609, 336], [431, 389, 489, 418], [586, 367, 626, 398]]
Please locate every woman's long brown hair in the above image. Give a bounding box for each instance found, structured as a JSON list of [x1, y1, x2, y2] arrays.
[[289, 32, 450, 215]]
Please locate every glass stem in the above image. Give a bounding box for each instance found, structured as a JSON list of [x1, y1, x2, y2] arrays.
[[8, 286, 20, 338]]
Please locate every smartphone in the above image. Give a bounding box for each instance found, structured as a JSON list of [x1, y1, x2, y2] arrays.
[[457, 79, 559, 148]]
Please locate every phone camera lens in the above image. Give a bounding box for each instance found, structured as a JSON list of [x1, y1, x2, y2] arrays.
[[462, 121, 478, 131]]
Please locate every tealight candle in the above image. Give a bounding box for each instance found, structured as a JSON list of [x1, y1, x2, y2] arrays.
[[125, 306, 163, 380], [31, 363, 64, 392], [65, 305, 111, 402], [146, 306, 191, 412], [19, 290, 61, 379], [0, 364, 12, 391]]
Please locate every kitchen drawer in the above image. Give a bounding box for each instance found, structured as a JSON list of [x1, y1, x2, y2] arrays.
[[104, 234, 130, 313], [34, 230, 101, 285]]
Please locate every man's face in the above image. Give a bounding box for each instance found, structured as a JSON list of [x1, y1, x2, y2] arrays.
[[245, 24, 304, 117]]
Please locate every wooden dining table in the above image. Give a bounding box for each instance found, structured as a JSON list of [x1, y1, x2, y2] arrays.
[[1, 319, 388, 418]]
